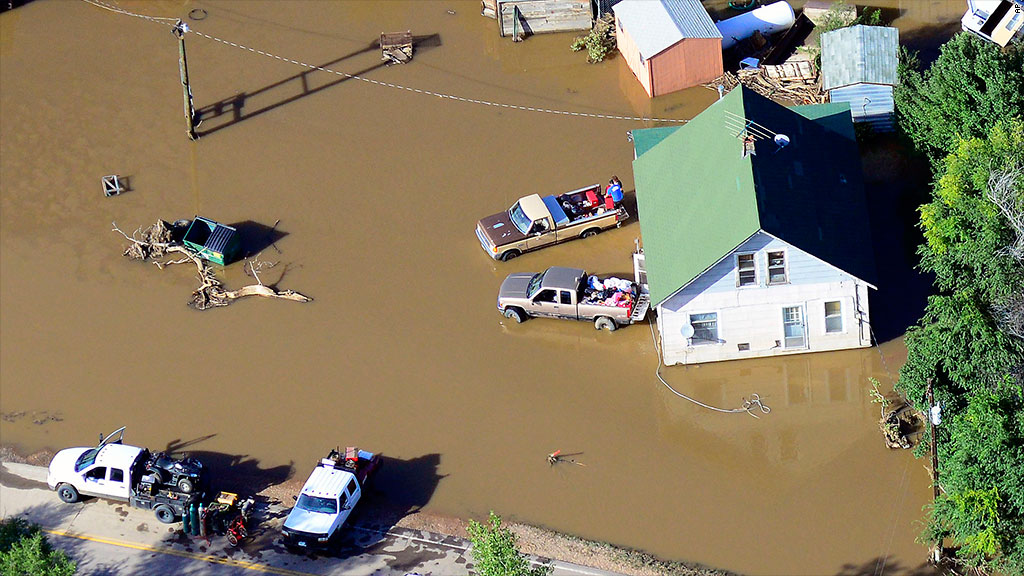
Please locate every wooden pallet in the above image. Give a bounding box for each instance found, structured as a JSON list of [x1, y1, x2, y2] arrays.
[[762, 60, 816, 82]]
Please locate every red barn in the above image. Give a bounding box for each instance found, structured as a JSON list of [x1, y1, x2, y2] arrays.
[[614, 0, 723, 97]]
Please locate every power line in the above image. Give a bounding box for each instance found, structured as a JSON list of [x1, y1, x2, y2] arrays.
[[80, 0, 689, 125]]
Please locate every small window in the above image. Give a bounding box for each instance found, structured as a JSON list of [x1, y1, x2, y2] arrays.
[[109, 468, 125, 483], [689, 313, 719, 345], [1007, 12, 1021, 31], [783, 306, 806, 348], [825, 301, 843, 333], [85, 467, 107, 481], [560, 290, 573, 305], [534, 289, 557, 303], [346, 479, 358, 496], [530, 220, 549, 234], [736, 253, 756, 286], [768, 251, 787, 285]]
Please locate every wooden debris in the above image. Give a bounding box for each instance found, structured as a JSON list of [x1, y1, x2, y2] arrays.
[[113, 220, 312, 311], [704, 68, 827, 105]]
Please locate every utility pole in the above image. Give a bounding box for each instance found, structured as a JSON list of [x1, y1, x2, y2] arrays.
[[174, 20, 197, 141], [927, 378, 942, 565]]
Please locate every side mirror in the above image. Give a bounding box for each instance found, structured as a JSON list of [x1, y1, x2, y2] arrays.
[[291, 495, 298, 501]]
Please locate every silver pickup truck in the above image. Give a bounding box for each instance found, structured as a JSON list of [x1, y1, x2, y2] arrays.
[[497, 266, 649, 331]]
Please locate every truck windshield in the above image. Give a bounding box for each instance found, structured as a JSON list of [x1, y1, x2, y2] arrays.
[[527, 272, 545, 298], [296, 494, 338, 515], [509, 202, 532, 235], [75, 449, 100, 473]]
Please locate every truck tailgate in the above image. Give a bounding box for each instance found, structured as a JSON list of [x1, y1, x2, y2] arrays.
[[629, 294, 650, 324]]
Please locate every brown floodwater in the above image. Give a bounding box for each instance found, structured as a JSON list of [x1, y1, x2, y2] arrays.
[[1, 1, 962, 574]]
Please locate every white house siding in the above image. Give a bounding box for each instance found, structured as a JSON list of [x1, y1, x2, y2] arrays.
[[656, 233, 872, 365]]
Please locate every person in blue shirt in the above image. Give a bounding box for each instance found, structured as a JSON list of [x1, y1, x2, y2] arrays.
[[606, 176, 623, 205]]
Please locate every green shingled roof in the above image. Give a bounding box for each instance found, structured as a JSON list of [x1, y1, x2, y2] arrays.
[[633, 87, 876, 306]]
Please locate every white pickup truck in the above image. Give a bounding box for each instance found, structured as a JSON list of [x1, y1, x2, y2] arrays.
[[282, 447, 382, 549], [46, 427, 204, 524]]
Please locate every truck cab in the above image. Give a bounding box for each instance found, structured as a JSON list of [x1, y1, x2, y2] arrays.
[[47, 427, 141, 503], [282, 448, 381, 549]]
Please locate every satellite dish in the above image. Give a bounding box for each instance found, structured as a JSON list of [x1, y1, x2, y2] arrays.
[[680, 323, 695, 338], [774, 134, 791, 147]]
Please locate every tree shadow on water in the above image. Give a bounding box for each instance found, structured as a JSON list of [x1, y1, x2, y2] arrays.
[[833, 556, 939, 576]]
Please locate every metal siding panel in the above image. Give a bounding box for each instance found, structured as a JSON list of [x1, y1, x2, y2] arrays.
[[821, 25, 898, 89], [830, 84, 894, 120]]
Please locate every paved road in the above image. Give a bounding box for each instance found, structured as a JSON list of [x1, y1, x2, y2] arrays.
[[1, 462, 621, 576]]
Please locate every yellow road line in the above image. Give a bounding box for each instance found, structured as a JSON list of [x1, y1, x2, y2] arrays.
[[43, 529, 317, 576]]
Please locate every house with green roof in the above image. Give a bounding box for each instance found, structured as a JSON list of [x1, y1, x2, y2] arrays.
[[632, 86, 877, 365]]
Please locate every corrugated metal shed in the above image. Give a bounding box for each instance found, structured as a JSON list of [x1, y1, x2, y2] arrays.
[[821, 25, 899, 90], [613, 0, 721, 60], [830, 83, 895, 131]]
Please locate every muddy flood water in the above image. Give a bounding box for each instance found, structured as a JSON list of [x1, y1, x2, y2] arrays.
[[1, 1, 965, 574]]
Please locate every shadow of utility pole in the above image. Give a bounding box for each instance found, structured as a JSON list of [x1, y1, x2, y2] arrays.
[[194, 34, 441, 138]]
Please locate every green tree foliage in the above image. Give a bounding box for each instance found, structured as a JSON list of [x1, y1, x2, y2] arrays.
[[468, 512, 550, 576], [898, 119, 1024, 573], [0, 518, 76, 576], [571, 15, 616, 64], [895, 32, 1024, 164]]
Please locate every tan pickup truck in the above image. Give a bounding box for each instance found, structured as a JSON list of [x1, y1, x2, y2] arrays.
[[476, 184, 628, 261], [497, 266, 649, 331]]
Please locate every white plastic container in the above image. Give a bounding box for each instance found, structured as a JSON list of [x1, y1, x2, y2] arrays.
[[716, 1, 796, 50]]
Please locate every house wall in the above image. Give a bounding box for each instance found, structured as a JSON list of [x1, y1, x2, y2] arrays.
[[648, 38, 723, 96], [656, 232, 872, 365], [615, 16, 653, 96]]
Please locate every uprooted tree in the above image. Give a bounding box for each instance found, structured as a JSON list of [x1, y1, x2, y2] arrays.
[[113, 220, 312, 310]]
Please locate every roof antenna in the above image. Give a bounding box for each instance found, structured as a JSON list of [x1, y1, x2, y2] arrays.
[[773, 133, 791, 154]]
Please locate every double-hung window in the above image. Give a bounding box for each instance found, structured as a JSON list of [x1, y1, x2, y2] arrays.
[[736, 253, 756, 286], [767, 251, 787, 285], [689, 313, 719, 345], [824, 301, 843, 333]]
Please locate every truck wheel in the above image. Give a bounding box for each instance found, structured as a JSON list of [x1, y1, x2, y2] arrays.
[[154, 505, 176, 524], [595, 317, 617, 332], [500, 250, 520, 262], [581, 228, 600, 238], [177, 477, 194, 493], [56, 484, 80, 503], [504, 308, 525, 323]]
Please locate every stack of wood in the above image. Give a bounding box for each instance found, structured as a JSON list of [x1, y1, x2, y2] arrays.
[[704, 66, 827, 105]]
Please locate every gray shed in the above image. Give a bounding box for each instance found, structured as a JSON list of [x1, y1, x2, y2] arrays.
[[821, 25, 899, 132]]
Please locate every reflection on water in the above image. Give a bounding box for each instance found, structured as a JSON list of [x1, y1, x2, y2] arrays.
[[0, 1, 949, 574]]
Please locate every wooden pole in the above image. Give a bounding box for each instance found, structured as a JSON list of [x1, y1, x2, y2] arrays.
[[174, 20, 198, 141], [927, 378, 942, 564]]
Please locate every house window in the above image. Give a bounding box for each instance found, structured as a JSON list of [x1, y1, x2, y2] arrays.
[[767, 251, 787, 285], [783, 306, 806, 348], [824, 301, 843, 333], [736, 253, 756, 286], [689, 313, 719, 345], [1007, 12, 1021, 31]]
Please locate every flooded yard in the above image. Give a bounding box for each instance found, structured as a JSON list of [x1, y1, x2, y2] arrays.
[[0, 1, 961, 574]]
